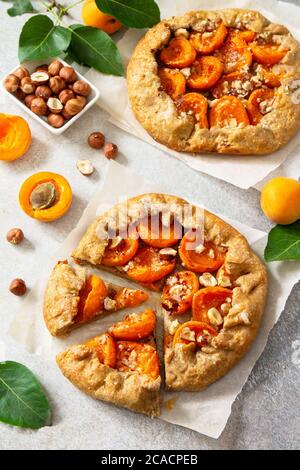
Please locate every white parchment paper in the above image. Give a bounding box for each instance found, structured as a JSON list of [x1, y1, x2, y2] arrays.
[[82, 0, 300, 189], [9, 161, 300, 438]]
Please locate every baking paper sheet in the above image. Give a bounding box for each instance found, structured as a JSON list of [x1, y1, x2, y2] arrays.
[[9, 161, 300, 439], [81, 0, 300, 189]]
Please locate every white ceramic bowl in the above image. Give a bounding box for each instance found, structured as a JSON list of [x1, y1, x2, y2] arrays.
[[1, 58, 100, 135]]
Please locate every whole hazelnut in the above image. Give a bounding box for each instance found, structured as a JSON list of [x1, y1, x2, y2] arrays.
[[35, 85, 52, 100], [35, 64, 48, 73], [59, 66, 77, 83], [31, 97, 47, 116], [104, 142, 118, 159], [48, 113, 65, 128], [47, 97, 63, 114], [48, 60, 63, 76], [59, 88, 75, 105], [3, 74, 19, 93], [20, 77, 35, 94], [73, 80, 91, 97], [64, 96, 86, 116], [88, 132, 105, 149], [9, 278, 27, 296], [31, 71, 49, 85], [6, 228, 24, 245], [49, 76, 65, 94], [61, 108, 73, 120], [14, 88, 26, 101], [13, 66, 29, 81], [24, 94, 36, 108]]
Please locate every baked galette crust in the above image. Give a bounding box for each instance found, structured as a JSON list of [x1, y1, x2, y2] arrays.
[[56, 344, 161, 417], [72, 193, 268, 391], [127, 9, 300, 155]]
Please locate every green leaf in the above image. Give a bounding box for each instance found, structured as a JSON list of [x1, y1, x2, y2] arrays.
[[96, 0, 160, 28], [18, 15, 72, 62], [264, 221, 300, 262], [0, 361, 51, 429], [68, 25, 124, 76], [7, 0, 34, 16]]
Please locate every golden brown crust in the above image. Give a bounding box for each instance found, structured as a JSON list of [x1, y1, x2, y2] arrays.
[[72, 193, 268, 391], [56, 344, 161, 417], [127, 9, 300, 155]]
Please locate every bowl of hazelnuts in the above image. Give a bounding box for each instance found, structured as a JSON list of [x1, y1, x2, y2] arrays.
[[1, 58, 100, 134]]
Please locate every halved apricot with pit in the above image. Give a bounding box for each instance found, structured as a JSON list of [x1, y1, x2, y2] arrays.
[[110, 309, 156, 341], [158, 68, 186, 100], [247, 88, 275, 125], [126, 246, 176, 283], [192, 287, 232, 324], [250, 43, 288, 65], [162, 270, 200, 315], [178, 229, 226, 273], [101, 238, 139, 267], [187, 56, 224, 90], [178, 93, 209, 128], [209, 95, 250, 128], [116, 341, 160, 380], [189, 21, 228, 54], [138, 214, 181, 248], [160, 37, 197, 68]]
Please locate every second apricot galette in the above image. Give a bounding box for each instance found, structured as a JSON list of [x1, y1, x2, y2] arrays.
[[127, 9, 300, 155], [72, 193, 268, 391]]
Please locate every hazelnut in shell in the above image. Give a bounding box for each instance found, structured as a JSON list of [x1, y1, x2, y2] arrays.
[[73, 80, 91, 97], [88, 132, 105, 149], [49, 76, 65, 94], [59, 89, 75, 105], [48, 113, 65, 128], [14, 88, 26, 101], [9, 278, 27, 296], [24, 94, 36, 108], [61, 108, 73, 120], [35, 64, 48, 73], [20, 77, 35, 94], [6, 228, 24, 245], [104, 142, 118, 159], [3, 74, 19, 93], [36, 85, 52, 100], [47, 97, 63, 114], [65, 96, 86, 116], [13, 66, 29, 80], [31, 97, 47, 116], [59, 66, 77, 83], [48, 60, 63, 76]]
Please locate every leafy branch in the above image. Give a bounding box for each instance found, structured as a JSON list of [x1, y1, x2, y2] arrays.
[[3, 0, 161, 76]]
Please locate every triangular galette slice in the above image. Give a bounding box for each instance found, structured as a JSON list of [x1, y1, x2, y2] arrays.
[[56, 309, 161, 417], [44, 260, 148, 336]]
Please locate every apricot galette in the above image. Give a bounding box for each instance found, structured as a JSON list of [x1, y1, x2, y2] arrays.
[[127, 9, 300, 155], [44, 261, 148, 336], [72, 193, 268, 392], [56, 309, 161, 417]]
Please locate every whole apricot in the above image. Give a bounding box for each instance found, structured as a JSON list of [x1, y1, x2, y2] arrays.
[[82, 0, 122, 34], [261, 177, 300, 225]]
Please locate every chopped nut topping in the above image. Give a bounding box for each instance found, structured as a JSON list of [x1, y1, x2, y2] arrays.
[[207, 307, 223, 326], [195, 243, 205, 254], [159, 247, 177, 256], [217, 272, 232, 288], [103, 297, 117, 310], [180, 327, 195, 342], [239, 311, 251, 325], [169, 319, 180, 335], [174, 28, 189, 39], [208, 248, 215, 259], [220, 303, 231, 314], [199, 272, 217, 287]]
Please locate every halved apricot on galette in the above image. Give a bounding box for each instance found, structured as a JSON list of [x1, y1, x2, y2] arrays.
[[43, 261, 148, 336]]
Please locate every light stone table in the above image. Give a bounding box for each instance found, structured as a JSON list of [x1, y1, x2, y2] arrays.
[[0, 0, 299, 450]]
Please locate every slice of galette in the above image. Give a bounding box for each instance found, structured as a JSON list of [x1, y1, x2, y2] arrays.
[[56, 309, 161, 417], [44, 260, 148, 336]]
